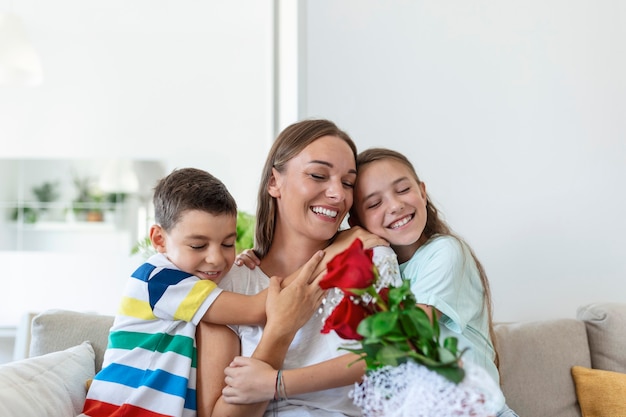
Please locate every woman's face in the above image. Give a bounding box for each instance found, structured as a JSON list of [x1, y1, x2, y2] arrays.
[[270, 135, 357, 242], [353, 158, 428, 250]]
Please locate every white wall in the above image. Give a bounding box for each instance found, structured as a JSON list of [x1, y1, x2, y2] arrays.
[[0, 0, 274, 327], [301, 1, 626, 322], [1, 0, 273, 212], [2, 1, 624, 328]]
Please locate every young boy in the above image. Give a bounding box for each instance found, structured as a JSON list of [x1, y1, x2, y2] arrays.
[[82, 167, 266, 417]]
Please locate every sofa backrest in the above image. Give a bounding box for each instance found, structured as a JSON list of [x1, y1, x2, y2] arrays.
[[29, 309, 114, 373], [495, 318, 590, 417]]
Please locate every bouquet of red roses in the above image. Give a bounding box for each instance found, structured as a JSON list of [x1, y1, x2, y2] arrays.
[[319, 239, 502, 417], [319, 238, 465, 383]]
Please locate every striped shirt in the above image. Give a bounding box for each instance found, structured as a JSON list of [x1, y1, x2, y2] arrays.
[[83, 253, 223, 417]]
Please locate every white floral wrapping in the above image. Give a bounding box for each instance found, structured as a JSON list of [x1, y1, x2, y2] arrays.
[[351, 361, 501, 417]]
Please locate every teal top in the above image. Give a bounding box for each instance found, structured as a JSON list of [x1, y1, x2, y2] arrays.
[[399, 235, 500, 388]]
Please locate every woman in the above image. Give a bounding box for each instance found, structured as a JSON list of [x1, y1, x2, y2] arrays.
[[196, 119, 389, 417]]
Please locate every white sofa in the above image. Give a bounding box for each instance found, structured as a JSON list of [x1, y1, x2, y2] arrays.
[[1, 303, 625, 417]]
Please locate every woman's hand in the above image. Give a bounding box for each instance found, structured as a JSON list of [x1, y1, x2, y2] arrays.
[[222, 357, 277, 404], [263, 250, 326, 339]]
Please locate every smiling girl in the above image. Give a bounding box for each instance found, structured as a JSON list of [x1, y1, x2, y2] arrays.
[[348, 148, 518, 417]]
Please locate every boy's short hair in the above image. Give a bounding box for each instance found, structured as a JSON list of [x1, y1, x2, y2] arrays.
[[153, 167, 237, 232]]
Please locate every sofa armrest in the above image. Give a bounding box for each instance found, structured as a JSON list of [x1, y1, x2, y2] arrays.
[[577, 302, 626, 373], [495, 318, 590, 417]]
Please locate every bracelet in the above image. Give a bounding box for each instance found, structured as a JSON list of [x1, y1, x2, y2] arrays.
[[274, 370, 281, 401], [274, 369, 288, 401], [279, 369, 288, 401]]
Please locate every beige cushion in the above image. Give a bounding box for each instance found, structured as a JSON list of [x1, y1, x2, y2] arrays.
[[495, 319, 590, 417], [571, 365, 626, 417], [29, 309, 114, 372], [577, 302, 626, 373], [0, 342, 95, 417]]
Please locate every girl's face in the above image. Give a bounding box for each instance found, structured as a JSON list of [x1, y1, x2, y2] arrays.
[[269, 135, 357, 243], [353, 159, 428, 257]]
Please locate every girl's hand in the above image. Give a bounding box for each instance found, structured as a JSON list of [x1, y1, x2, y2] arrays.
[[222, 356, 277, 404], [329, 226, 388, 257], [234, 249, 261, 269]]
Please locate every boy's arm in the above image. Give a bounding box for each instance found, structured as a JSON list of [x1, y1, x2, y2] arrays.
[[202, 289, 267, 326]]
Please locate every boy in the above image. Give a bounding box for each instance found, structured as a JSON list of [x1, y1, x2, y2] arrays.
[[82, 167, 266, 417]]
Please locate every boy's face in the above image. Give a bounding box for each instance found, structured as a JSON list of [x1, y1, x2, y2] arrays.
[[151, 210, 237, 283]]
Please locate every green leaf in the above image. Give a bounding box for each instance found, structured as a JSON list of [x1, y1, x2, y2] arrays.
[[376, 344, 408, 368], [431, 365, 465, 384], [443, 336, 459, 355], [401, 309, 434, 340], [370, 311, 399, 337], [437, 346, 457, 364]]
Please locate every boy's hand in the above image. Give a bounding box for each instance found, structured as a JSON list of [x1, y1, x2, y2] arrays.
[[234, 249, 260, 269]]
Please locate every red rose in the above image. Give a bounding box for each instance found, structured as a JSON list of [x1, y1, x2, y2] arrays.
[[377, 287, 390, 305], [319, 239, 376, 294], [321, 295, 371, 340]]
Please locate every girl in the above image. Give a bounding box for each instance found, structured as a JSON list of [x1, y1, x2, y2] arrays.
[[348, 148, 517, 417]]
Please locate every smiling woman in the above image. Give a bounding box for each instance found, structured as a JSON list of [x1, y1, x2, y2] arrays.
[[195, 119, 392, 417]]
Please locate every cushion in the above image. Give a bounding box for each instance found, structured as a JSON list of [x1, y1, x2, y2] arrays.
[[577, 302, 626, 373], [30, 309, 114, 372], [0, 342, 95, 417], [571, 365, 626, 417], [495, 318, 590, 417]]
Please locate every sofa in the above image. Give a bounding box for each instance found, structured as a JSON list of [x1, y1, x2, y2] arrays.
[[0, 302, 625, 417]]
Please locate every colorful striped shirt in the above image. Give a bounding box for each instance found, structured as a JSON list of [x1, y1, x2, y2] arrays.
[[82, 253, 223, 417]]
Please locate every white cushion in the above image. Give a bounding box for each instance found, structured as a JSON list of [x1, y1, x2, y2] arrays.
[[0, 341, 95, 417]]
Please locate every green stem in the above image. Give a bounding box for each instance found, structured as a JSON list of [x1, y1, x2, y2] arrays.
[[369, 287, 388, 312]]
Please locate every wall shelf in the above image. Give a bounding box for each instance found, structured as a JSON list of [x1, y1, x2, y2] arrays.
[[0, 158, 156, 253]]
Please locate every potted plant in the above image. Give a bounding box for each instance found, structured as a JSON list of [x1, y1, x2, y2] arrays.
[[72, 174, 105, 222]]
